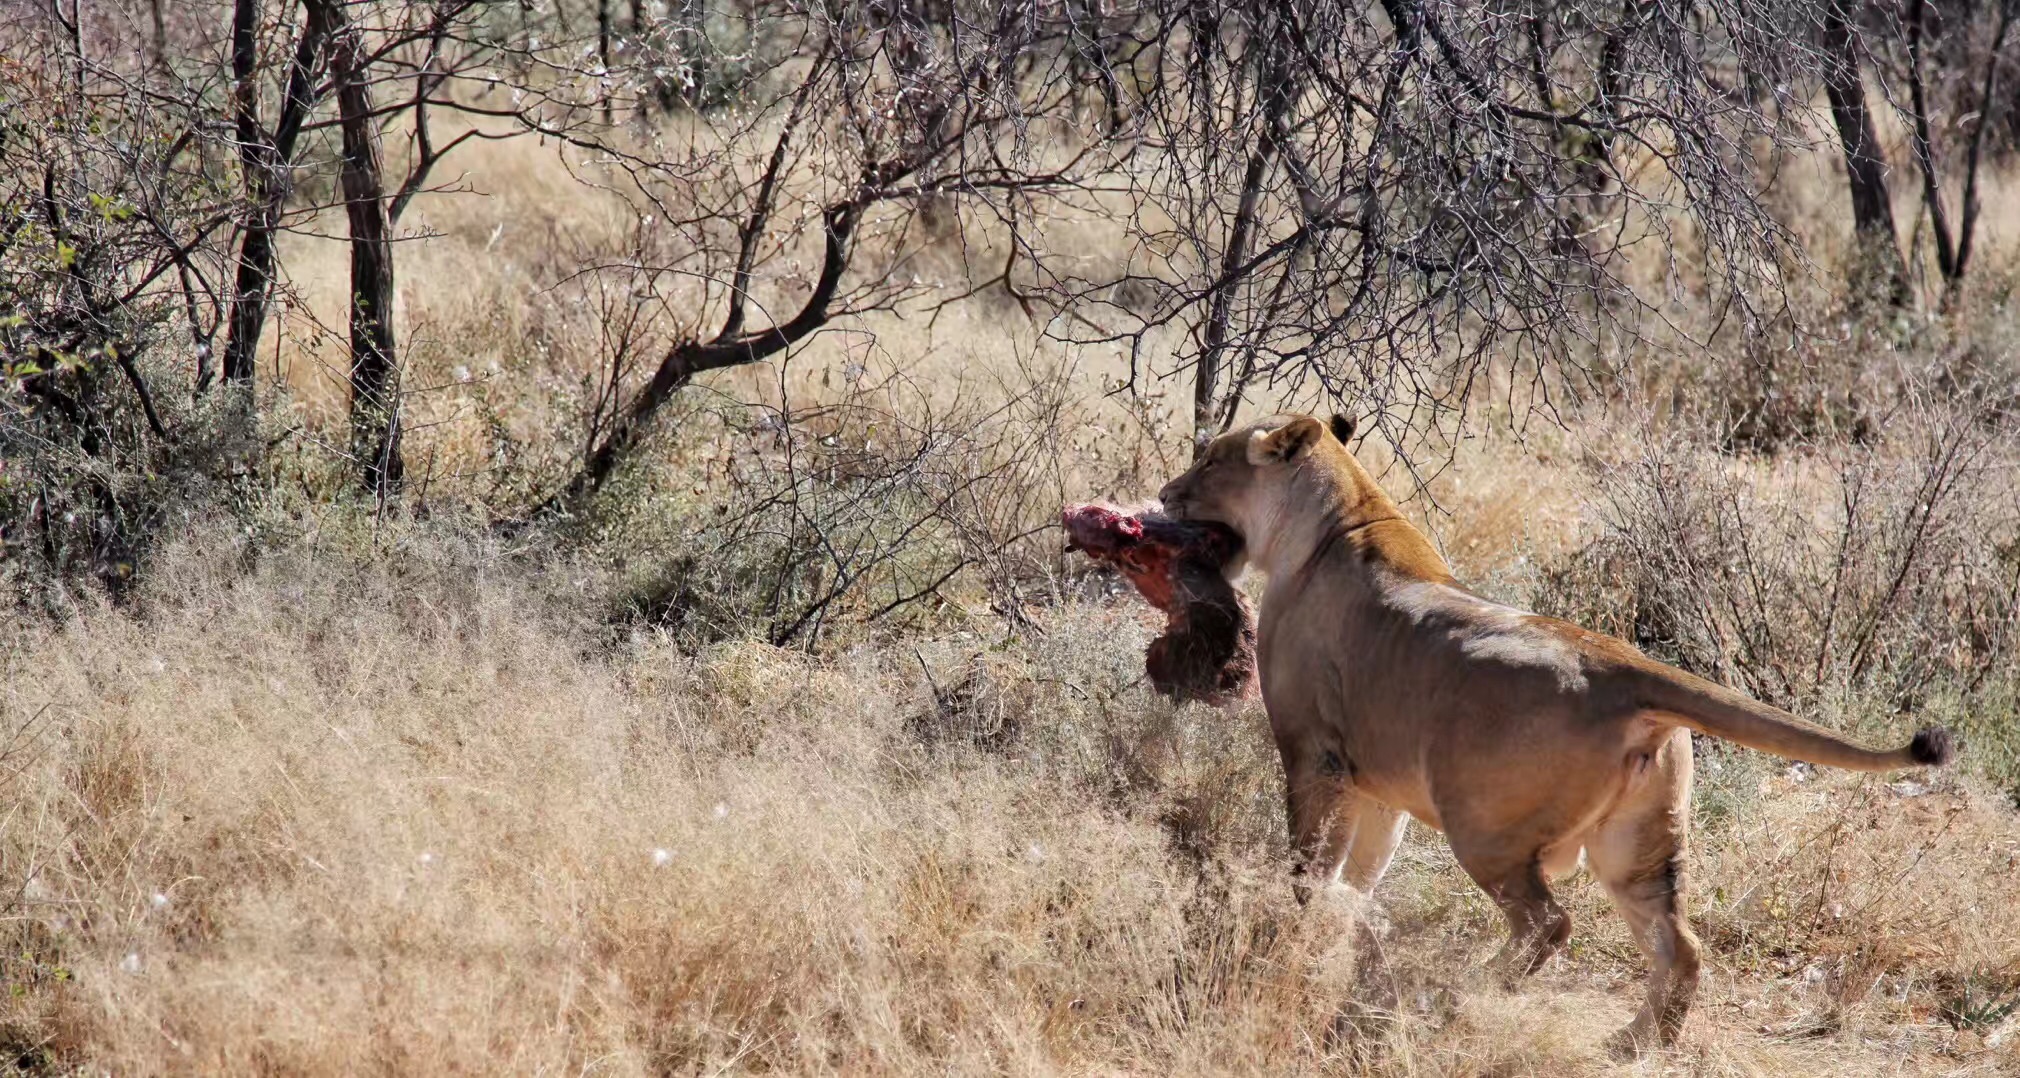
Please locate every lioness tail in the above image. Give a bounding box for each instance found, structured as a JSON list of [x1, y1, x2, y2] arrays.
[[1618, 660, 1954, 771]]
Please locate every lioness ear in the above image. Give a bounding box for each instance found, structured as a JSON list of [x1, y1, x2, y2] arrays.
[[1329, 414, 1355, 444], [1247, 416, 1325, 466]]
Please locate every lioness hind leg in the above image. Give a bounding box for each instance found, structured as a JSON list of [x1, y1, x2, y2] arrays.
[[1590, 819, 1699, 1052], [1588, 730, 1700, 1052], [1450, 844, 1572, 984]]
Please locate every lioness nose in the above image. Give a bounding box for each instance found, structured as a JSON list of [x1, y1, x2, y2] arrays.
[[1156, 479, 1180, 506]]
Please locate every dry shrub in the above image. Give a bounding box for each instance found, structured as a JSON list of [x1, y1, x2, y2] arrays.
[[1537, 387, 2020, 750], [599, 356, 1086, 652], [0, 350, 272, 612], [1686, 770, 2020, 1061]]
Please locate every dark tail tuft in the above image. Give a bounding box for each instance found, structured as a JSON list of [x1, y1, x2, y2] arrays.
[[1909, 726, 1956, 766]]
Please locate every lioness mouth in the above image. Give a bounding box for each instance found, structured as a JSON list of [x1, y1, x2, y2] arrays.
[[1061, 503, 1255, 705]]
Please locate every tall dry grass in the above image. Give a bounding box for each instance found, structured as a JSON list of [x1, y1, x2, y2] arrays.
[[3, 512, 2018, 1075]]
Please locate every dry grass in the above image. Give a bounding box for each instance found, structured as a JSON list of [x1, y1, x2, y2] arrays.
[[2, 516, 2017, 1075]]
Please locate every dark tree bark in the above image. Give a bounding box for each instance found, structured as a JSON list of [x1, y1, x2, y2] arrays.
[[1950, 0, 2018, 297], [1903, 0, 1958, 282], [1904, 0, 2018, 307], [1821, 0, 1910, 305], [220, 0, 268, 389], [1194, 140, 1274, 456], [1188, 10, 1300, 453], [322, 0, 403, 496], [532, 75, 845, 521], [543, 201, 861, 516], [597, 0, 613, 124], [149, 0, 167, 70], [221, 0, 332, 390]]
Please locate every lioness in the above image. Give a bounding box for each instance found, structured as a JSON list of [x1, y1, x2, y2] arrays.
[[1156, 413, 1954, 1051]]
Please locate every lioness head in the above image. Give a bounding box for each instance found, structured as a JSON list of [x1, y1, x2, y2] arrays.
[[1157, 413, 1357, 566]]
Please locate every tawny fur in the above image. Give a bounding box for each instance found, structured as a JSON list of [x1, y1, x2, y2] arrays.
[[1154, 413, 1956, 1054], [1062, 503, 1256, 705]]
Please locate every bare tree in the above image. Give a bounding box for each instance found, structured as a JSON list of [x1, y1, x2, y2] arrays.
[[1, 1, 252, 592], [14, 0, 2007, 596], [319, 0, 402, 497], [1035, 0, 1839, 458], [1889, 0, 2019, 306], [223, 0, 604, 493], [1822, 0, 1913, 305], [220, 0, 333, 391], [1, 0, 606, 583], [532, 0, 1907, 508], [530, 0, 1111, 520]]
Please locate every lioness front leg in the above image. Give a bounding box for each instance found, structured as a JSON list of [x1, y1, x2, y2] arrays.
[[1280, 739, 1388, 904], [1341, 801, 1406, 891]]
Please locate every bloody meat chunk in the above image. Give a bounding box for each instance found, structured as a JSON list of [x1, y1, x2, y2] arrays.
[[1062, 503, 1256, 705]]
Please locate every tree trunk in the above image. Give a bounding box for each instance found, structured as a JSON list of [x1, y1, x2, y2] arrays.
[[221, 0, 332, 390], [1903, 0, 1957, 282], [597, 0, 613, 124], [324, 0, 403, 497], [1820, 0, 1910, 306], [1193, 21, 1296, 455], [222, 207, 280, 390], [1194, 140, 1272, 456], [149, 0, 167, 70], [221, 0, 269, 390], [1946, 0, 2017, 304]]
